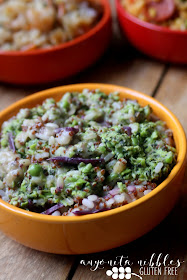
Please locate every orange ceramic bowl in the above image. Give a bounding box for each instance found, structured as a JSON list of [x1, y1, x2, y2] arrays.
[[0, 0, 111, 85], [0, 84, 186, 254]]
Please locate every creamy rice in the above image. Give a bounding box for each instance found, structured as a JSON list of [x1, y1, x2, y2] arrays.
[[0, 89, 177, 216], [0, 0, 101, 51]]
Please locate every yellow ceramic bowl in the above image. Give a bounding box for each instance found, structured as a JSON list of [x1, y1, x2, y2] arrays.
[[0, 84, 186, 254]]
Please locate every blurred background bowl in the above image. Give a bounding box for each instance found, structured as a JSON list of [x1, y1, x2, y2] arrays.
[[116, 0, 187, 64], [0, 0, 111, 85]]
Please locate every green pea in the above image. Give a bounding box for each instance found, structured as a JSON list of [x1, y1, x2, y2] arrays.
[[132, 137, 138, 146], [165, 152, 173, 164], [20, 201, 28, 208], [117, 182, 127, 193], [62, 99, 69, 109], [28, 164, 42, 176], [30, 143, 37, 151], [71, 119, 78, 126], [151, 130, 158, 139], [137, 157, 146, 167], [98, 145, 106, 153], [1, 138, 7, 147], [82, 163, 92, 174], [107, 173, 118, 182]]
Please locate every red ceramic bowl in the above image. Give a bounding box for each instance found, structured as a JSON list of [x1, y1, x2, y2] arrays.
[[0, 0, 111, 85], [116, 0, 187, 64]]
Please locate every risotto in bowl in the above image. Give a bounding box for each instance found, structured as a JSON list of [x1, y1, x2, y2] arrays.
[[0, 0, 102, 51], [0, 0, 111, 84], [0, 84, 186, 254]]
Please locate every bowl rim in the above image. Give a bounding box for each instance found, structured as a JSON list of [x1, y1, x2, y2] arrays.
[[0, 83, 186, 223], [0, 0, 111, 57], [116, 0, 187, 35]]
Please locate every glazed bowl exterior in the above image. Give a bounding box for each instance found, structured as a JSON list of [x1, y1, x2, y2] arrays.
[[0, 83, 186, 254], [116, 0, 187, 64], [0, 0, 111, 85]]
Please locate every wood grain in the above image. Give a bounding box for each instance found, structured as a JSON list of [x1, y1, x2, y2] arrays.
[[155, 65, 187, 134], [0, 233, 73, 280], [0, 54, 164, 112]]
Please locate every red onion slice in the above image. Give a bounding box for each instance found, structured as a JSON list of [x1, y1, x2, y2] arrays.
[[47, 157, 105, 165], [74, 208, 109, 216], [122, 126, 132, 136], [8, 132, 15, 152], [41, 203, 64, 215], [99, 121, 112, 127]]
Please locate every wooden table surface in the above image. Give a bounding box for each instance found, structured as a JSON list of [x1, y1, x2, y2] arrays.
[[0, 1, 186, 280]]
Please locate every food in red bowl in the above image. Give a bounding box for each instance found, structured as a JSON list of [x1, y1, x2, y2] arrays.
[[121, 0, 187, 30], [0, 0, 103, 51], [116, 0, 187, 63], [0, 0, 111, 84]]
